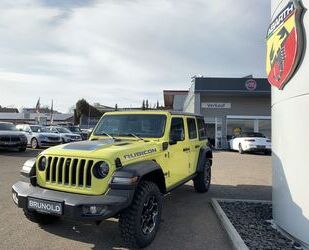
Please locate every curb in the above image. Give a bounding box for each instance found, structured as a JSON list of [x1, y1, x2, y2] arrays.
[[211, 198, 249, 250]]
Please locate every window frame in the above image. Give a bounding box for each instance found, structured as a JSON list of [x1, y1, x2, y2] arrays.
[[197, 117, 207, 141], [170, 116, 186, 142], [186, 117, 198, 140]]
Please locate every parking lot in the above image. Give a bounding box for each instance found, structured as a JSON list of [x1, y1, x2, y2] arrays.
[[0, 150, 271, 250]]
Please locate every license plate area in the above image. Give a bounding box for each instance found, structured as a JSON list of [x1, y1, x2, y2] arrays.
[[257, 145, 266, 149], [28, 197, 63, 216]]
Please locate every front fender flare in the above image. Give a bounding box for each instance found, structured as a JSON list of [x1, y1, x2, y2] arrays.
[[110, 160, 165, 190]]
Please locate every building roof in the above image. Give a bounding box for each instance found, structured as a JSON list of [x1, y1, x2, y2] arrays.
[[0, 106, 19, 113], [0, 112, 73, 121], [21, 108, 60, 114], [192, 77, 270, 95], [163, 90, 188, 109]]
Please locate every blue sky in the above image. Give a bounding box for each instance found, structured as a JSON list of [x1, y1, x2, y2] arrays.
[[0, 0, 270, 112]]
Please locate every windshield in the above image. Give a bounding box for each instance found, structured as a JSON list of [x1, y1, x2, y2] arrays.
[[56, 127, 71, 133], [67, 126, 81, 133], [241, 132, 265, 138], [30, 125, 48, 133], [0, 123, 17, 131], [93, 114, 166, 138]]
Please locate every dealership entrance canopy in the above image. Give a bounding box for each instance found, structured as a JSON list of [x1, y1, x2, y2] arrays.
[[164, 76, 271, 149]]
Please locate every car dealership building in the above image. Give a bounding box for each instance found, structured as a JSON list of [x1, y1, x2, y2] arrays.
[[164, 76, 271, 149]]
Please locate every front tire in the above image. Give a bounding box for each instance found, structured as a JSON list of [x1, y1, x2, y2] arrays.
[[23, 210, 59, 225], [119, 181, 162, 248], [31, 138, 39, 149], [238, 143, 244, 154], [193, 159, 211, 193]]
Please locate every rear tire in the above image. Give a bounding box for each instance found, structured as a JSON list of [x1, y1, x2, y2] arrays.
[[119, 181, 162, 248], [193, 159, 211, 193], [23, 209, 59, 225], [238, 143, 244, 154], [31, 138, 39, 149]]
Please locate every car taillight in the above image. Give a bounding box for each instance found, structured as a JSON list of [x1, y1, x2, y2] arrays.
[[244, 139, 255, 142]]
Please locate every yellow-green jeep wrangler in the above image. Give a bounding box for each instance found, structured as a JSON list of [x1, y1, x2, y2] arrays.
[[12, 111, 212, 247]]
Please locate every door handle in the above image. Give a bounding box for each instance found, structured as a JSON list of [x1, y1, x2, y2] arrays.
[[183, 147, 190, 152], [195, 145, 200, 149]]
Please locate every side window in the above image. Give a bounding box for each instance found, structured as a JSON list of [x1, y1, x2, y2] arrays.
[[170, 118, 185, 142], [197, 118, 207, 140], [187, 118, 197, 139]]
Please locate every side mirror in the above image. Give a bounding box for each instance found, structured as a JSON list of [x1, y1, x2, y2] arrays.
[[18, 128, 23, 131], [169, 129, 183, 145]]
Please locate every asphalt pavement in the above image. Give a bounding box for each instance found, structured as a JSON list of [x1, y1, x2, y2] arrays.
[[0, 149, 271, 250]]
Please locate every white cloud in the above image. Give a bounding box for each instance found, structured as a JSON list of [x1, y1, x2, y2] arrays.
[[0, 0, 270, 112]]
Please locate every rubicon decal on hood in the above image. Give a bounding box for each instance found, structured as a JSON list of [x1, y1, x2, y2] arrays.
[[266, 0, 304, 89], [124, 148, 157, 160]]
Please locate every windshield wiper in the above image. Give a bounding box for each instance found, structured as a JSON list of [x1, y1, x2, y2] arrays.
[[95, 132, 116, 140], [122, 133, 144, 140]]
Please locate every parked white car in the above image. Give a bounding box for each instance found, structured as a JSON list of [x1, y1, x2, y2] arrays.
[[229, 132, 271, 155], [46, 126, 82, 143], [16, 124, 62, 149]]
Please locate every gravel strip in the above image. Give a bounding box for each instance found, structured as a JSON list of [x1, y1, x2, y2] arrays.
[[219, 201, 302, 250]]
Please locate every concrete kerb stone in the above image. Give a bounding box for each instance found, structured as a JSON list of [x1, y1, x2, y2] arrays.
[[210, 198, 273, 250]]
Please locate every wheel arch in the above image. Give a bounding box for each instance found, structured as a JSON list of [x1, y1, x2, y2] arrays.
[[196, 146, 213, 173]]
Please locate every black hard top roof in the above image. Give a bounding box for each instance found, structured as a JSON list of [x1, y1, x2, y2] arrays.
[[168, 111, 203, 118]]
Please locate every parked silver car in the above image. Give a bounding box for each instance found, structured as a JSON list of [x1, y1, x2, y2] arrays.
[[16, 124, 62, 149], [46, 126, 82, 143]]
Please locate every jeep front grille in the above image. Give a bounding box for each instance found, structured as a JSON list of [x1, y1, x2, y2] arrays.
[[45, 157, 94, 187]]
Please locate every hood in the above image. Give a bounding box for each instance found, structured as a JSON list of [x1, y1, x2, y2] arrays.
[[0, 130, 25, 136], [37, 132, 60, 137], [62, 133, 80, 137], [41, 139, 160, 163]]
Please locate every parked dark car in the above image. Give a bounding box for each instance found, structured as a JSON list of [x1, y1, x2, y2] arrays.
[[0, 122, 27, 152], [64, 125, 88, 140]]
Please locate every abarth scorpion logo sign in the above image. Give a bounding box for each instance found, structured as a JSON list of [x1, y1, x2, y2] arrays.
[[266, 0, 304, 89]]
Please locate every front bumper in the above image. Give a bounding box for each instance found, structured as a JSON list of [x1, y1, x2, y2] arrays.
[[0, 142, 27, 149], [245, 145, 271, 152], [12, 181, 134, 221]]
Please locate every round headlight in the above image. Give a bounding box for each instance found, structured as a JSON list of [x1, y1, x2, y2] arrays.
[[93, 161, 109, 179], [38, 156, 47, 171]]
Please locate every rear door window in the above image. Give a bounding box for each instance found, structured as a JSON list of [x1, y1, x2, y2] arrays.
[[170, 117, 185, 141], [187, 118, 197, 139], [197, 118, 207, 140]]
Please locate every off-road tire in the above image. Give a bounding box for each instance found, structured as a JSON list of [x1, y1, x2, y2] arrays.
[[119, 181, 162, 248], [31, 138, 39, 149], [23, 209, 59, 225], [193, 159, 211, 193], [238, 143, 244, 154], [19, 147, 27, 152]]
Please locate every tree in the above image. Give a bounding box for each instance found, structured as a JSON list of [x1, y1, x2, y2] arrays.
[[115, 104, 118, 111], [145, 99, 149, 109], [142, 100, 145, 110], [156, 101, 159, 109], [75, 99, 102, 124]]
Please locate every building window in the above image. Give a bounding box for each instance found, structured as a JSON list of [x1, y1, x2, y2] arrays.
[[259, 120, 271, 139], [227, 118, 271, 141], [227, 119, 255, 140]]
